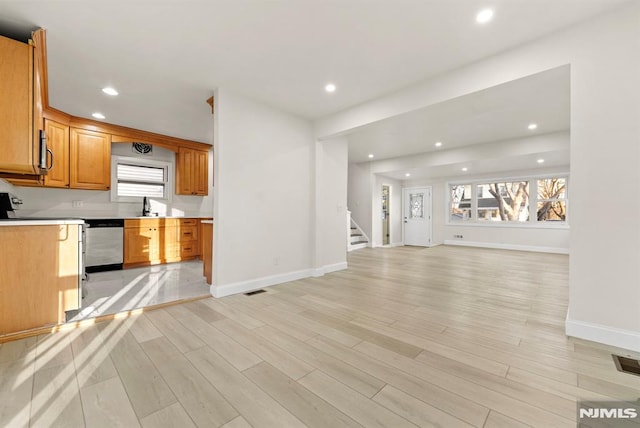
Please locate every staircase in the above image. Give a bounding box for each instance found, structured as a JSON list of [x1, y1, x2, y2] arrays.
[[347, 211, 369, 252]]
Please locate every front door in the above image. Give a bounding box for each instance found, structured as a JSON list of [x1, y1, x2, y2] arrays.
[[403, 187, 431, 246]]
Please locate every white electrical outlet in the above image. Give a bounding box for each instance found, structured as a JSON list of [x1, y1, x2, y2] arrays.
[[72, 200, 83, 208]]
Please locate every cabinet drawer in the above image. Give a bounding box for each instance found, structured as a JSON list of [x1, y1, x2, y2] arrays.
[[179, 218, 198, 226], [180, 242, 199, 258], [178, 226, 198, 241], [125, 218, 178, 228]]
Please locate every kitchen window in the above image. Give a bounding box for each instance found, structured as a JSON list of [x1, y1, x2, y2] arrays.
[[111, 156, 173, 202]]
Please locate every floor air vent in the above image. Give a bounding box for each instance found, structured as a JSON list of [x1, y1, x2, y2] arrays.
[[245, 289, 266, 296], [613, 355, 640, 377]]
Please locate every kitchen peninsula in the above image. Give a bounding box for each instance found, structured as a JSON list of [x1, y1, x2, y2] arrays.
[[0, 219, 83, 336]]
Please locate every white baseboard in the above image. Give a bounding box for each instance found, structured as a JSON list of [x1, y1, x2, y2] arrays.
[[443, 240, 568, 254], [566, 317, 640, 353], [348, 242, 368, 252], [211, 262, 348, 298]]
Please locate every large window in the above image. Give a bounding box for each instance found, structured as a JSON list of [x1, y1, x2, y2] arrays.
[[477, 181, 530, 222], [448, 175, 568, 225], [111, 156, 172, 202]]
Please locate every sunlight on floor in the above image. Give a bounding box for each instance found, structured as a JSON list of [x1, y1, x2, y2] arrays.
[[70, 261, 210, 321]]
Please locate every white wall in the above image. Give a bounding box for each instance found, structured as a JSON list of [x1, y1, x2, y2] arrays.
[[314, 137, 349, 272], [213, 88, 317, 296], [317, 3, 640, 351], [347, 162, 373, 240], [3, 144, 214, 218]]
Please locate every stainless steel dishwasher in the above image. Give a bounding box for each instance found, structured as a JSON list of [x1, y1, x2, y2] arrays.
[[85, 219, 124, 273]]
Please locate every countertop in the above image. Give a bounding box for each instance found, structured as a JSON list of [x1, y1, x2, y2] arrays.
[[0, 219, 85, 226], [0, 216, 213, 226], [201, 220, 213, 224]]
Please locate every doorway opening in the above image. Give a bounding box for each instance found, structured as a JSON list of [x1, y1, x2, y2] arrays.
[[382, 185, 390, 245]]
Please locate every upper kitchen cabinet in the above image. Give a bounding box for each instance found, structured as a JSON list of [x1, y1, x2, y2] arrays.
[[0, 30, 47, 176], [43, 119, 70, 188], [70, 128, 111, 190], [176, 147, 208, 196]]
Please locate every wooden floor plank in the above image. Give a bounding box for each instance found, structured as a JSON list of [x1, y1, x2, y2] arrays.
[[79, 377, 140, 428], [244, 361, 363, 428], [139, 402, 196, 428], [213, 317, 313, 380], [373, 384, 475, 428], [355, 340, 575, 427], [307, 335, 490, 427], [256, 324, 387, 398], [185, 345, 306, 428], [30, 363, 84, 428], [108, 330, 177, 419], [144, 309, 205, 354], [298, 369, 418, 428], [167, 305, 263, 372], [140, 336, 238, 427]]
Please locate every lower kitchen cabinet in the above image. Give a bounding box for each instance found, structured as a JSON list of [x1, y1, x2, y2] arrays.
[[124, 218, 201, 268], [0, 224, 81, 336]]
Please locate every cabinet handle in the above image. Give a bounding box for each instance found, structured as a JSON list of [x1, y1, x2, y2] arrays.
[[46, 148, 54, 170], [184, 247, 192, 251]]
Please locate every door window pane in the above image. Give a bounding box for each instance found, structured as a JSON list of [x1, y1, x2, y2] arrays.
[[410, 193, 424, 219]]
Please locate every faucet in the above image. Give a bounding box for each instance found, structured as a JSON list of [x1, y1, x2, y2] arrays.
[[142, 196, 151, 216]]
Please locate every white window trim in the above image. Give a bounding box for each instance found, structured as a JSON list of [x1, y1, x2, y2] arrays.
[[110, 155, 174, 203], [446, 172, 569, 228]]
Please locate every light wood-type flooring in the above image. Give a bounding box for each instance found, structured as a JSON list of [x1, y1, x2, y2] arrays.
[[1, 245, 640, 427]]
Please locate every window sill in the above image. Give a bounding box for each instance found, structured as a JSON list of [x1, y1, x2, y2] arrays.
[[444, 222, 569, 230]]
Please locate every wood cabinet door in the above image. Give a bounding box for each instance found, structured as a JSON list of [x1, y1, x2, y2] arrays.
[[160, 226, 180, 260], [176, 147, 194, 195], [70, 128, 111, 190], [31, 29, 46, 159], [124, 227, 156, 264], [43, 120, 69, 188], [176, 148, 209, 196], [0, 35, 34, 175], [0, 225, 79, 334], [193, 150, 209, 195]]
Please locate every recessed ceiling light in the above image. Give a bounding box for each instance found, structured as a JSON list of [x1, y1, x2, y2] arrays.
[[528, 123, 538, 130], [462, 167, 468, 172], [476, 9, 494, 24], [368, 154, 374, 159], [102, 87, 118, 96], [92, 112, 106, 120], [537, 158, 545, 164], [435, 141, 443, 147], [405, 173, 411, 177], [325, 83, 336, 93]]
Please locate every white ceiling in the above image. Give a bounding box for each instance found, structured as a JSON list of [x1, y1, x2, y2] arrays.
[[345, 66, 571, 181], [0, 0, 631, 146], [346, 66, 570, 163]]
